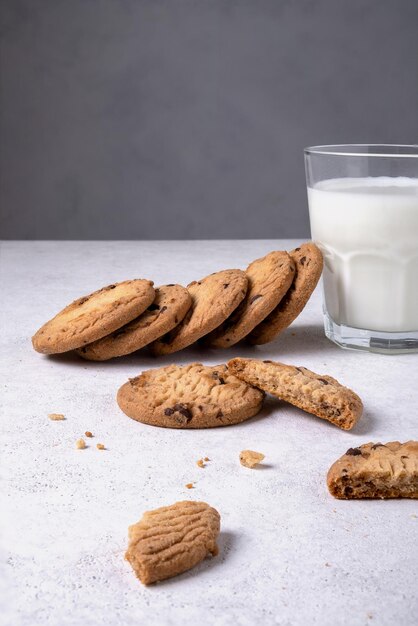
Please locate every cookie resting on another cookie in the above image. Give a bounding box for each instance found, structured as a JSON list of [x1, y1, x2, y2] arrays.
[[248, 243, 323, 345], [32, 279, 155, 354], [75, 284, 191, 361], [327, 441, 418, 499], [228, 358, 363, 430], [150, 269, 248, 355], [126, 501, 221, 584], [117, 362, 265, 428], [205, 251, 295, 348]]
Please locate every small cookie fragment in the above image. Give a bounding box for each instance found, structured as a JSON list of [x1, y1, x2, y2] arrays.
[[32, 279, 155, 354], [117, 362, 264, 429], [85, 431, 93, 438], [327, 441, 418, 499], [125, 501, 220, 584], [228, 358, 362, 430], [76, 438, 86, 449], [197, 459, 205, 468], [96, 443, 105, 450], [240, 450, 265, 468], [48, 413, 65, 421], [185, 483, 194, 489]]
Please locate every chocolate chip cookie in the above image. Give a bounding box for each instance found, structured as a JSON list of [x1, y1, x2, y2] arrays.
[[117, 362, 264, 428], [248, 243, 323, 345], [150, 270, 248, 355], [228, 357, 363, 430], [32, 279, 155, 354], [327, 441, 418, 499], [75, 284, 191, 361], [204, 251, 295, 348]]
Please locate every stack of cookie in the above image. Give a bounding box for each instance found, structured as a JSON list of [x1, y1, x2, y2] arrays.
[[31, 242, 323, 359]]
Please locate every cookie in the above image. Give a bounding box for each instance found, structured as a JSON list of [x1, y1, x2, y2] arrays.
[[32, 279, 155, 354], [150, 270, 248, 355], [327, 442, 418, 499], [228, 358, 363, 430], [248, 243, 323, 345], [204, 251, 295, 348], [75, 284, 191, 361], [125, 501, 220, 585], [117, 362, 265, 428]]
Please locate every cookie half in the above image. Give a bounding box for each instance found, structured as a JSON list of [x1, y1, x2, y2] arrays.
[[204, 251, 295, 348], [75, 285, 191, 361], [327, 442, 418, 499], [150, 270, 248, 355], [126, 501, 220, 584], [248, 243, 323, 345], [117, 362, 264, 428], [228, 358, 363, 430], [32, 280, 155, 354]]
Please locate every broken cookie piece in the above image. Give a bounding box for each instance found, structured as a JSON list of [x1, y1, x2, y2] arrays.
[[240, 450, 265, 468], [228, 358, 362, 430], [125, 500, 220, 584], [48, 413, 65, 421], [327, 441, 418, 499]]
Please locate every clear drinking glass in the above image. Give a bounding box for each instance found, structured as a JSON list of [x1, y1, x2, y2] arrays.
[[305, 144, 418, 354]]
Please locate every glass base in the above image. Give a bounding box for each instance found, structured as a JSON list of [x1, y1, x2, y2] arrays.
[[323, 311, 418, 354]]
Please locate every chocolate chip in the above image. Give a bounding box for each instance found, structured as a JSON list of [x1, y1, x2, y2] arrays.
[[294, 247, 301, 251], [216, 410, 224, 419], [108, 284, 116, 289], [218, 377, 225, 384], [346, 447, 362, 456], [166, 284, 175, 286], [148, 303, 160, 311], [78, 297, 89, 306], [173, 403, 192, 422], [300, 256, 306, 265], [371, 443, 385, 450], [401, 455, 409, 459], [263, 360, 273, 363], [160, 306, 167, 313], [318, 378, 329, 385], [250, 294, 262, 304], [164, 408, 174, 416], [223, 283, 229, 288], [198, 405, 203, 411]]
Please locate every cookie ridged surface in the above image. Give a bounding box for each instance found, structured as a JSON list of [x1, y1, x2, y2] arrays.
[[117, 362, 264, 428], [205, 251, 295, 348], [126, 501, 221, 585], [228, 358, 363, 430], [248, 243, 323, 345], [150, 270, 248, 355], [32, 280, 155, 354], [327, 441, 418, 499], [75, 285, 191, 361]]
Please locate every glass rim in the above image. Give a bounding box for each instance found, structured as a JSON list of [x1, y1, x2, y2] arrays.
[[304, 144, 418, 158]]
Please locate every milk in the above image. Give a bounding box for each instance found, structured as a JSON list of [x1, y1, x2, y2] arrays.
[[308, 177, 418, 332]]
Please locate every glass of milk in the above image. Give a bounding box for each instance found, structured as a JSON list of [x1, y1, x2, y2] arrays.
[[305, 144, 418, 353]]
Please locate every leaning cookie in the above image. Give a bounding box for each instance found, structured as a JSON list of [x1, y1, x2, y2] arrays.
[[126, 501, 220, 585], [248, 243, 323, 345], [32, 279, 155, 354], [204, 251, 295, 348], [150, 270, 248, 355], [227, 358, 363, 430], [117, 362, 264, 428], [327, 442, 418, 499], [75, 285, 191, 361]]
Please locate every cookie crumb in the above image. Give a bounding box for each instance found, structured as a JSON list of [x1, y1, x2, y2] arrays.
[[85, 431, 93, 438], [196, 459, 205, 468], [48, 413, 65, 421], [239, 449, 265, 468], [96, 443, 105, 450], [185, 483, 194, 489], [204, 457, 210, 462], [76, 438, 86, 449]]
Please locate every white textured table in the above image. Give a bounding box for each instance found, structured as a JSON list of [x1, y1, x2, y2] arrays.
[[1, 241, 417, 626]]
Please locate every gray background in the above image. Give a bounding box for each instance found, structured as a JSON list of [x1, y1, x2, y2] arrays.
[[1, 0, 418, 240]]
